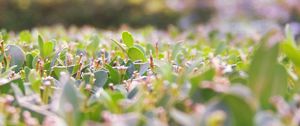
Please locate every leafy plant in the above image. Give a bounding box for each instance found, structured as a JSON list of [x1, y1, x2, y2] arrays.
[[0, 26, 299, 126]]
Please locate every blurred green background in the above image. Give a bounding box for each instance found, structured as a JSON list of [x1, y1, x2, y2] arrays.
[[0, 0, 300, 30]]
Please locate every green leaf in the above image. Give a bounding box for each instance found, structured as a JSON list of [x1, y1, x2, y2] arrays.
[[80, 73, 90, 85], [134, 44, 146, 54], [171, 42, 182, 60], [32, 56, 39, 69], [221, 95, 254, 126], [43, 41, 54, 58], [71, 64, 81, 75], [0, 30, 9, 41], [52, 66, 67, 79], [59, 48, 68, 63], [25, 53, 34, 68], [122, 31, 134, 47], [215, 42, 227, 55], [249, 43, 287, 108], [60, 82, 82, 111], [0, 54, 4, 63], [88, 88, 121, 113], [0, 77, 25, 95], [105, 64, 121, 84], [24, 66, 30, 80], [19, 30, 31, 43], [127, 47, 146, 62], [6, 45, 25, 71], [43, 60, 51, 74], [175, 52, 184, 65], [59, 79, 84, 126], [111, 39, 127, 53], [87, 35, 100, 56], [28, 69, 41, 94], [281, 42, 300, 67], [202, 94, 254, 126], [94, 70, 108, 88], [190, 68, 215, 86], [190, 88, 218, 103], [284, 24, 295, 45], [38, 35, 44, 58], [281, 24, 300, 67]]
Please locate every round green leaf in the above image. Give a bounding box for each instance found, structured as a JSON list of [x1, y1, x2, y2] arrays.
[[122, 31, 134, 47], [6, 45, 25, 71], [128, 47, 146, 62]]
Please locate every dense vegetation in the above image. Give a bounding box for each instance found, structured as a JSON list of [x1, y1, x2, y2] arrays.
[[0, 0, 180, 30], [0, 25, 300, 126], [2, 0, 300, 30]]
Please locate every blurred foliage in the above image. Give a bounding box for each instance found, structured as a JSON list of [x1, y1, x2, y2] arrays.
[[0, 0, 180, 30], [1, 0, 300, 30], [0, 24, 300, 125]]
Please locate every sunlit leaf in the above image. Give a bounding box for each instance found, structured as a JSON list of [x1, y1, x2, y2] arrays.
[[122, 31, 134, 47], [43, 41, 54, 58], [19, 30, 31, 43], [281, 24, 300, 67], [128, 47, 146, 62]]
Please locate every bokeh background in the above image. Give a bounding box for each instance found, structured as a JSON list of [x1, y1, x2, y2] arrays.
[[0, 0, 300, 31]]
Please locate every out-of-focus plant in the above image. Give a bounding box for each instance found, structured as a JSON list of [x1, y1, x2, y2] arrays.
[[0, 25, 300, 125]]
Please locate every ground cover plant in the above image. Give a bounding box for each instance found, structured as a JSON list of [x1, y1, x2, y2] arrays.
[[1, 25, 300, 126]]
